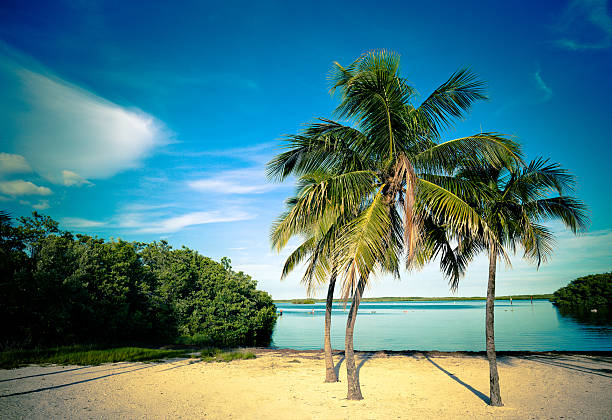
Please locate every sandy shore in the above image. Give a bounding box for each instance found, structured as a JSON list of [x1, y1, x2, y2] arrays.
[[1, 350, 610, 419]]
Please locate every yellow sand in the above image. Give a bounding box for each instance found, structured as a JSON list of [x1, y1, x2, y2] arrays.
[[1, 350, 610, 419]]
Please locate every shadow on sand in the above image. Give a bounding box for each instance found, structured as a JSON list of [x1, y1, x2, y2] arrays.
[[333, 353, 345, 378], [158, 359, 202, 372], [424, 354, 490, 404], [0, 365, 95, 383], [357, 352, 375, 374], [0, 360, 182, 398], [519, 355, 612, 379]]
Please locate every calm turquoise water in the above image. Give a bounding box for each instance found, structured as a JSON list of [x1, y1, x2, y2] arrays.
[[271, 300, 612, 351]]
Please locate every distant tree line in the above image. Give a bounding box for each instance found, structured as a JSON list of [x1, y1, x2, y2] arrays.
[[0, 211, 277, 350], [552, 272, 611, 318]]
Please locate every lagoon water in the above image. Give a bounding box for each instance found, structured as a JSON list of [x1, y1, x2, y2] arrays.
[[271, 300, 612, 351]]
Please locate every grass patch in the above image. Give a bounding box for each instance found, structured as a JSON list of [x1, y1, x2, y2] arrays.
[[200, 348, 256, 362], [0, 346, 190, 369]]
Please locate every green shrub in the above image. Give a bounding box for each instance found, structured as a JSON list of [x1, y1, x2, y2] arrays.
[[551, 273, 612, 310]]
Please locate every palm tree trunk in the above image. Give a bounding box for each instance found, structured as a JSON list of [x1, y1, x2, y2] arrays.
[[324, 270, 337, 383], [345, 276, 366, 400], [486, 245, 503, 406]]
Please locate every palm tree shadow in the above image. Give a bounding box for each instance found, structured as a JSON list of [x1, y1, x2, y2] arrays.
[[158, 359, 202, 372], [334, 353, 345, 378], [519, 355, 612, 378], [0, 360, 174, 398], [357, 352, 375, 374], [424, 355, 490, 405], [0, 365, 94, 383]]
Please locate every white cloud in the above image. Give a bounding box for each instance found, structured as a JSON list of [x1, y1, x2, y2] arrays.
[[0, 50, 170, 183], [188, 168, 275, 194], [118, 210, 254, 233], [0, 180, 52, 196], [174, 142, 276, 163], [32, 200, 50, 210], [61, 170, 93, 187], [533, 70, 553, 102], [61, 217, 106, 228], [556, 0, 612, 50], [121, 202, 177, 212], [0, 153, 31, 175]]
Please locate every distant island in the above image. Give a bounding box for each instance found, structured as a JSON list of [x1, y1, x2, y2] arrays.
[[275, 294, 553, 304]]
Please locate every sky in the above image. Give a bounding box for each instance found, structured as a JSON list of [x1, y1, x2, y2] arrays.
[[0, 0, 611, 299]]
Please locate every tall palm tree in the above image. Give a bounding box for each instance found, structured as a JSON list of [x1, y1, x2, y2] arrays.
[[268, 51, 521, 400], [272, 173, 346, 383], [452, 158, 589, 406]]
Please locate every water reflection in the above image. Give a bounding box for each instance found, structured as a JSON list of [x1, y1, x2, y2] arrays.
[[556, 306, 611, 326]]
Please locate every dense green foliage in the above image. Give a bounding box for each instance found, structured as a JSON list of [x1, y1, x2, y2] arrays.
[[0, 346, 191, 369], [0, 212, 276, 350], [552, 273, 611, 311]]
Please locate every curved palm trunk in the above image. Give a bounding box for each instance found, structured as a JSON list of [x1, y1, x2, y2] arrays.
[[486, 246, 503, 406], [345, 276, 366, 400], [324, 271, 338, 382]]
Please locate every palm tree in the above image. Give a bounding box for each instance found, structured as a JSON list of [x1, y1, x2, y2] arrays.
[[272, 173, 346, 383], [268, 51, 521, 400], [453, 158, 589, 406]]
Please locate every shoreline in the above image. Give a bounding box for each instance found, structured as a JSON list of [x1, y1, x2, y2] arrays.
[[274, 295, 553, 303], [259, 348, 612, 357]]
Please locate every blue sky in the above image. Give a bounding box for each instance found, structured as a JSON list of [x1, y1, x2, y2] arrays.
[[0, 0, 610, 298]]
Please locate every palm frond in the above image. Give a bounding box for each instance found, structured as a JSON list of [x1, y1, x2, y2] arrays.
[[337, 192, 398, 299], [270, 170, 378, 251], [509, 157, 577, 199], [518, 220, 555, 268], [416, 178, 490, 240], [417, 68, 487, 137], [266, 123, 370, 181], [412, 133, 522, 174], [281, 236, 317, 280], [523, 196, 589, 234]]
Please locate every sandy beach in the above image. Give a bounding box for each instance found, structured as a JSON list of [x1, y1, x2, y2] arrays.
[[1, 350, 610, 419]]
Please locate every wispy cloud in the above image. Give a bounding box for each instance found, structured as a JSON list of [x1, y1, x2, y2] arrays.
[[117, 210, 254, 233], [32, 200, 50, 210], [20, 199, 51, 210], [555, 0, 612, 50], [533, 70, 553, 102], [61, 217, 106, 228], [121, 202, 178, 212], [0, 47, 170, 184], [188, 168, 276, 194], [0, 153, 32, 175], [0, 180, 52, 196], [171, 142, 277, 163], [61, 170, 93, 187]]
